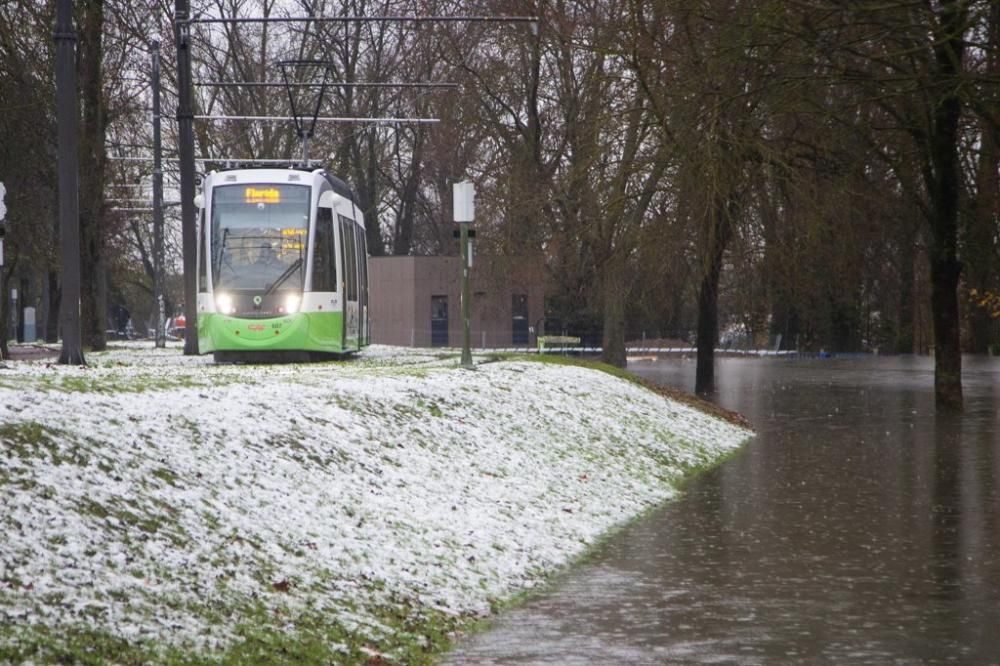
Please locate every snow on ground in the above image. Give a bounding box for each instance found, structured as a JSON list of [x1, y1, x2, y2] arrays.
[[0, 343, 752, 660]]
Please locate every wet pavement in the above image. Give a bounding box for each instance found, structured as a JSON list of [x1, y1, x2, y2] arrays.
[[445, 355, 1000, 664]]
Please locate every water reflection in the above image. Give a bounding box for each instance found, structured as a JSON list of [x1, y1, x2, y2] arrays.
[[445, 356, 1000, 664]]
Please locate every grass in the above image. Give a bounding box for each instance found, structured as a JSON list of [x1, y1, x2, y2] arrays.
[[0, 592, 467, 665], [1, 347, 752, 664], [500, 352, 752, 429]]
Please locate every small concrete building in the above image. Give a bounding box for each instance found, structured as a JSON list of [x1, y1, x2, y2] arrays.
[[368, 255, 545, 348]]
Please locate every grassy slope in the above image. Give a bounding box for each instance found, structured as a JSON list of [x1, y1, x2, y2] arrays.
[[0, 347, 752, 664]]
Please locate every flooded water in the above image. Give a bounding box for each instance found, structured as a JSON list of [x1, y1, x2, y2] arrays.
[[445, 356, 1000, 664]]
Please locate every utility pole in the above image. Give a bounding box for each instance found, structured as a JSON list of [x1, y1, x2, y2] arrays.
[[151, 35, 166, 348], [0, 183, 6, 365], [55, 0, 85, 365], [454, 181, 475, 369], [174, 0, 198, 355]]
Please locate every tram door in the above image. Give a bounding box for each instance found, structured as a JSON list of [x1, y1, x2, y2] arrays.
[[338, 215, 361, 349]]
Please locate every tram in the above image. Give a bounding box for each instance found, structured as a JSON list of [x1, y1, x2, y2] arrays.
[[195, 166, 369, 362]]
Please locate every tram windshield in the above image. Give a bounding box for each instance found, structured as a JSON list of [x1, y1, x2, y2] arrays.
[[211, 184, 310, 292]]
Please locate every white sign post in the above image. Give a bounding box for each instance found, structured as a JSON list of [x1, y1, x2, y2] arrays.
[[453, 181, 475, 369], [453, 181, 475, 223]]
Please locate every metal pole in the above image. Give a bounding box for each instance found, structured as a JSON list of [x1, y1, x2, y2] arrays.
[[0, 238, 5, 365], [151, 35, 166, 348], [175, 0, 198, 354], [55, 0, 85, 365], [460, 223, 472, 368], [454, 181, 475, 369]]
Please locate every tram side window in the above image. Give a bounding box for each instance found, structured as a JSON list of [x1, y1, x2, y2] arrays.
[[313, 208, 336, 291], [337, 217, 348, 296]]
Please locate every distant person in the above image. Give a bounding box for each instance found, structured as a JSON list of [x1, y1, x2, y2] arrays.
[[167, 311, 186, 340], [113, 304, 130, 339]]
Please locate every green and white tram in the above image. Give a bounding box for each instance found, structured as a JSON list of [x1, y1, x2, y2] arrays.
[[195, 166, 369, 362]]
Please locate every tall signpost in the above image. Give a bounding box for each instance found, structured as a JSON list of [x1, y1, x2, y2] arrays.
[[151, 35, 166, 348], [54, 0, 85, 365], [175, 0, 198, 355], [0, 181, 6, 363], [454, 181, 475, 369]]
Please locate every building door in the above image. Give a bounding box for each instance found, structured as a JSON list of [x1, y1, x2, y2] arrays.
[[512, 293, 529, 345], [431, 295, 449, 347]]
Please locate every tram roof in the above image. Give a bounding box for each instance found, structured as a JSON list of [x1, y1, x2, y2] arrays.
[[211, 163, 357, 204]]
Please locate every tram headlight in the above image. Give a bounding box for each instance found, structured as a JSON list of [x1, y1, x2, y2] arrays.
[[215, 292, 235, 315], [283, 294, 301, 314]]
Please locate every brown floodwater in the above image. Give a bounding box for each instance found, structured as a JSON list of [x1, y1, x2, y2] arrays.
[[445, 355, 1000, 664]]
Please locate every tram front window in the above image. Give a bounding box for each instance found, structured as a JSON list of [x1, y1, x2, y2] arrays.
[[211, 184, 310, 295]]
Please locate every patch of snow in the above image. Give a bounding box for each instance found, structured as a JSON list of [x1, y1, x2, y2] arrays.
[[0, 345, 751, 656]]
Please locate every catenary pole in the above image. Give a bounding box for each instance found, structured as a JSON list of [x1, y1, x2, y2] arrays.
[[55, 0, 85, 365], [151, 35, 166, 348], [174, 0, 198, 354], [454, 182, 475, 369], [460, 223, 472, 368]]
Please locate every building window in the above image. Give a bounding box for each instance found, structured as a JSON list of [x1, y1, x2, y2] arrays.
[[512, 293, 529, 345], [431, 295, 449, 347]]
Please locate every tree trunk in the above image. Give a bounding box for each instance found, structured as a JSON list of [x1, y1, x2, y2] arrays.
[[393, 128, 425, 256], [896, 236, 915, 354], [930, 256, 963, 409], [695, 266, 722, 395], [966, 115, 999, 354], [600, 254, 626, 368], [46, 274, 60, 344], [924, 0, 966, 410], [695, 196, 734, 395], [55, 0, 85, 365], [78, 0, 106, 351]]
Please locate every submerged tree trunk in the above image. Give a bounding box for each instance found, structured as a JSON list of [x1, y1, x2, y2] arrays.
[[930, 257, 963, 408], [924, 0, 967, 410], [695, 195, 735, 395]]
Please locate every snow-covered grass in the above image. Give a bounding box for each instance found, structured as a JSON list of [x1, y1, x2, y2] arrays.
[[0, 343, 752, 663]]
